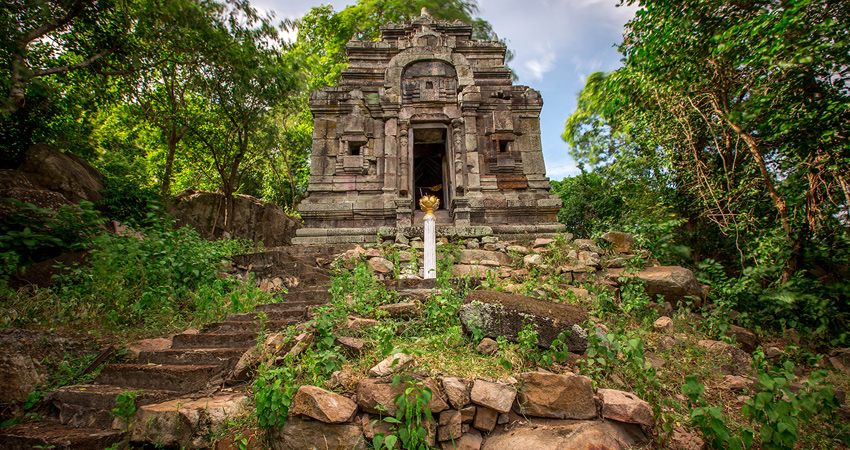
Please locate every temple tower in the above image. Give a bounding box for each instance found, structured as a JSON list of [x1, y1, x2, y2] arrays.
[[293, 10, 563, 244]]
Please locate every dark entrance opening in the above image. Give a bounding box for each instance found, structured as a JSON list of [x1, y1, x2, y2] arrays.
[[413, 128, 446, 210]]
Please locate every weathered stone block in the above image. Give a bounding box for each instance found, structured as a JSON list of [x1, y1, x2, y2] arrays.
[[460, 291, 589, 351]]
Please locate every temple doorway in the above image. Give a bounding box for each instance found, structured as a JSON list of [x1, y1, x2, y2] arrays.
[[412, 127, 448, 211]]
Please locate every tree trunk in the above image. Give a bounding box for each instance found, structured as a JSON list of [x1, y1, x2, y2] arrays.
[[724, 118, 798, 282], [161, 132, 177, 198]]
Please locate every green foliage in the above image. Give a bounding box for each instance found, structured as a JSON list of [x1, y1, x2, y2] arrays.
[[373, 375, 433, 450], [683, 352, 847, 450], [517, 320, 539, 361], [550, 173, 624, 238], [539, 331, 573, 366], [563, 0, 850, 341], [111, 390, 141, 431], [253, 365, 295, 430], [580, 329, 658, 399], [96, 162, 160, 226], [697, 259, 848, 344], [0, 199, 105, 265], [2, 214, 267, 334], [682, 374, 753, 450], [742, 354, 843, 449], [329, 261, 395, 318], [423, 262, 469, 330]]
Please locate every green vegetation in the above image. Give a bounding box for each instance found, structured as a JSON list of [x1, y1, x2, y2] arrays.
[[1, 211, 270, 336], [558, 0, 850, 344], [374, 375, 434, 450]]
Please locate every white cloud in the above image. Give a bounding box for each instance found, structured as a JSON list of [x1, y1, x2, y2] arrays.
[[546, 162, 583, 180], [523, 47, 556, 81]]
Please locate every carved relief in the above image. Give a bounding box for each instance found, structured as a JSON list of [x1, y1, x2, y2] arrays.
[[402, 60, 458, 104]]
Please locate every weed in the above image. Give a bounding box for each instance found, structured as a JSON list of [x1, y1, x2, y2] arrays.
[[253, 365, 295, 430], [373, 375, 433, 450], [111, 390, 141, 432]]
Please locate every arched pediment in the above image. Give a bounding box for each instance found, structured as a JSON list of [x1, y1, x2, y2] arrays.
[[383, 48, 473, 107], [401, 60, 458, 104]]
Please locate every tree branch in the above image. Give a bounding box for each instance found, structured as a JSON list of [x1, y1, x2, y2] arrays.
[[32, 48, 113, 77]]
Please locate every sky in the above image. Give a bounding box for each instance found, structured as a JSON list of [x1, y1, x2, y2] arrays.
[[254, 0, 636, 181]]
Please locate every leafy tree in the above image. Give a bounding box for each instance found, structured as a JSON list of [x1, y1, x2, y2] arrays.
[[566, 0, 849, 277], [185, 6, 297, 232], [564, 0, 850, 337]]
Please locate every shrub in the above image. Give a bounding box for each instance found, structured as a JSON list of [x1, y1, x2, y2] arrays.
[[3, 215, 266, 334]]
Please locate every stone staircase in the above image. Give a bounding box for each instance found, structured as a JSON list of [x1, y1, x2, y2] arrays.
[[0, 246, 342, 450]]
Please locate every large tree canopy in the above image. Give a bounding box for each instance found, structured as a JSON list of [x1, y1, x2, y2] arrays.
[[563, 0, 850, 333]]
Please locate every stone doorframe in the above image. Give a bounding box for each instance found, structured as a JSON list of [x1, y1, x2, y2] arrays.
[[408, 123, 454, 217]]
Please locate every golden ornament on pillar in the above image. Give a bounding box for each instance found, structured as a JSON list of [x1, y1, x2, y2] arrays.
[[419, 195, 439, 219]]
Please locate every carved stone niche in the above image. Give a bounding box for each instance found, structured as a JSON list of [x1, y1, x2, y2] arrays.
[[487, 133, 523, 176], [402, 60, 458, 104], [337, 137, 371, 175]]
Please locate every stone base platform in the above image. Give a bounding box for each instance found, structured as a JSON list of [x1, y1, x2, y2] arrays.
[[291, 223, 565, 245]]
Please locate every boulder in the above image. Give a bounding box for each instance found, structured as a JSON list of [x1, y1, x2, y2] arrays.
[[573, 239, 601, 253], [368, 352, 415, 377], [697, 340, 752, 375], [473, 406, 499, 432], [828, 348, 850, 374], [453, 264, 497, 278], [460, 406, 476, 423], [515, 372, 596, 420], [377, 301, 420, 318], [442, 377, 471, 409], [476, 338, 499, 355], [669, 425, 707, 450], [125, 336, 173, 358], [356, 378, 448, 415], [523, 254, 544, 267], [368, 257, 394, 274], [600, 232, 635, 254], [653, 316, 674, 332], [437, 410, 463, 441], [577, 251, 600, 268], [605, 266, 701, 304], [533, 238, 554, 247], [171, 190, 301, 246], [232, 333, 289, 380], [0, 346, 44, 404], [129, 393, 247, 449], [344, 316, 379, 332], [18, 143, 104, 204], [506, 245, 529, 255], [598, 389, 653, 427], [481, 420, 646, 450], [336, 337, 367, 357], [459, 250, 511, 266], [441, 429, 483, 450], [8, 250, 90, 289], [460, 291, 589, 351], [470, 380, 516, 414], [270, 415, 366, 450], [290, 386, 358, 423], [724, 325, 758, 353]]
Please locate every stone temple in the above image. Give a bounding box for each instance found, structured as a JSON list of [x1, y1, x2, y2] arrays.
[[292, 9, 564, 245]]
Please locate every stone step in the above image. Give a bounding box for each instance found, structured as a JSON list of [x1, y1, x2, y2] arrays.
[[263, 244, 354, 257], [170, 332, 255, 349], [226, 311, 306, 323], [275, 289, 332, 303], [0, 422, 124, 450], [94, 364, 223, 393], [201, 320, 298, 333], [47, 384, 177, 429], [137, 348, 245, 367], [254, 294, 331, 311]]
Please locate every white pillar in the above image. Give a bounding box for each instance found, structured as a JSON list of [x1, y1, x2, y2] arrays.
[[424, 215, 436, 279]]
